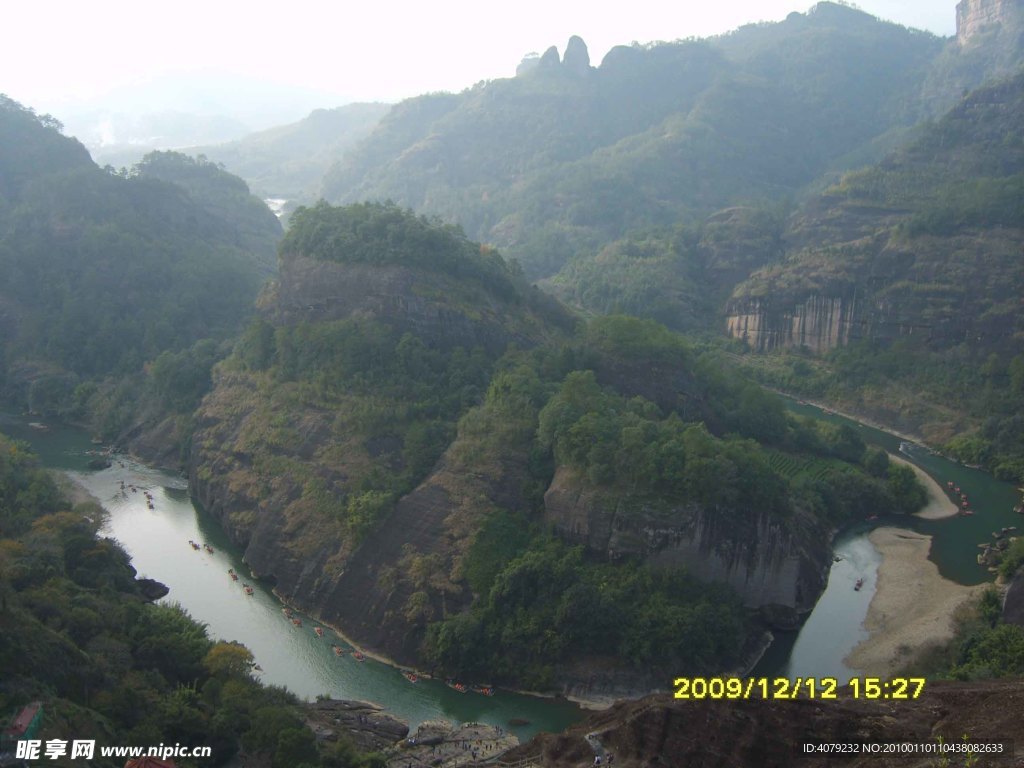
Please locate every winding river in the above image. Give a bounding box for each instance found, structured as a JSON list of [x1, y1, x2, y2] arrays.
[[755, 400, 1022, 681], [0, 414, 582, 742], [3, 401, 1020, 728]]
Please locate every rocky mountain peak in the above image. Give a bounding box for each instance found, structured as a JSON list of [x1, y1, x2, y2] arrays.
[[563, 35, 591, 75], [538, 45, 561, 69]]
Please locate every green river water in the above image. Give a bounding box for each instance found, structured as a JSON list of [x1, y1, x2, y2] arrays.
[[3, 402, 1020, 730]]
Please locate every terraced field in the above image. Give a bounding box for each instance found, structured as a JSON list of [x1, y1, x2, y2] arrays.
[[767, 451, 840, 482]]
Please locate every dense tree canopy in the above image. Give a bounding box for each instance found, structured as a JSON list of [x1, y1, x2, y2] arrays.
[[282, 200, 520, 299], [0, 95, 282, 446]]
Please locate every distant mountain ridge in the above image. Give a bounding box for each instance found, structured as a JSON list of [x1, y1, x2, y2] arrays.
[[318, 3, 951, 279], [282, 0, 1022, 480], [190, 103, 391, 202], [54, 71, 356, 170]]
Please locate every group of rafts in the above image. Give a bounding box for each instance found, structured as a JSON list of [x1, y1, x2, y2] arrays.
[[898, 442, 979, 517], [226, 568, 254, 595], [121, 480, 156, 510], [849, 479, 981, 593], [186, 543, 249, 597], [186, 550, 495, 692], [443, 680, 495, 696], [187, 539, 217, 554], [280, 606, 368, 661], [946, 481, 976, 516]]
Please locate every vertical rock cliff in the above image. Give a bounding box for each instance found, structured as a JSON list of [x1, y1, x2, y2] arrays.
[[957, 0, 1024, 44], [726, 296, 860, 353]]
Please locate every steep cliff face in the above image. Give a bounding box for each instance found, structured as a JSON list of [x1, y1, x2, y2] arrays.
[[189, 370, 353, 603], [190, 405, 527, 664], [312, 419, 536, 663], [1004, 569, 1024, 626], [957, 0, 1024, 44], [725, 232, 1022, 353], [543, 468, 830, 623], [726, 296, 860, 353]]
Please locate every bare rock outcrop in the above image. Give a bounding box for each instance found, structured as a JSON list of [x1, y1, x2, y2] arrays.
[[726, 295, 860, 353], [538, 45, 561, 69], [304, 699, 408, 753], [957, 0, 1024, 44], [273, 252, 540, 356]]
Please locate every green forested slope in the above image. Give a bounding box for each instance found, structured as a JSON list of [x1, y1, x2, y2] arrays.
[[306, 2, 1023, 360], [0, 98, 93, 201], [732, 71, 1024, 314], [0, 96, 282, 445], [131, 150, 282, 273]]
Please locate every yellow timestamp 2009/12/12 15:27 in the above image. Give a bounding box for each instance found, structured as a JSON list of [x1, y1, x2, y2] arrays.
[[672, 677, 926, 700]]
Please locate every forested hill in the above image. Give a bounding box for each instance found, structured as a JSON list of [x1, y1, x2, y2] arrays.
[[0, 98, 93, 200], [0, 96, 282, 442], [310, 0, 1024, 483], [131, 151, 282, 273], [319, 3, 947, 279], [190, 202, 927, 694]]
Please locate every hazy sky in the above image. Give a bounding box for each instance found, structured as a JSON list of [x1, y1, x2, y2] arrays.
[[6, 0, 958, 116]]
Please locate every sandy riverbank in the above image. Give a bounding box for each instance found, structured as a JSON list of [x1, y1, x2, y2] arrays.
[[54, 470, 105, 509], [845, 528, 985, 676], [888, 454, 959, 520]]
